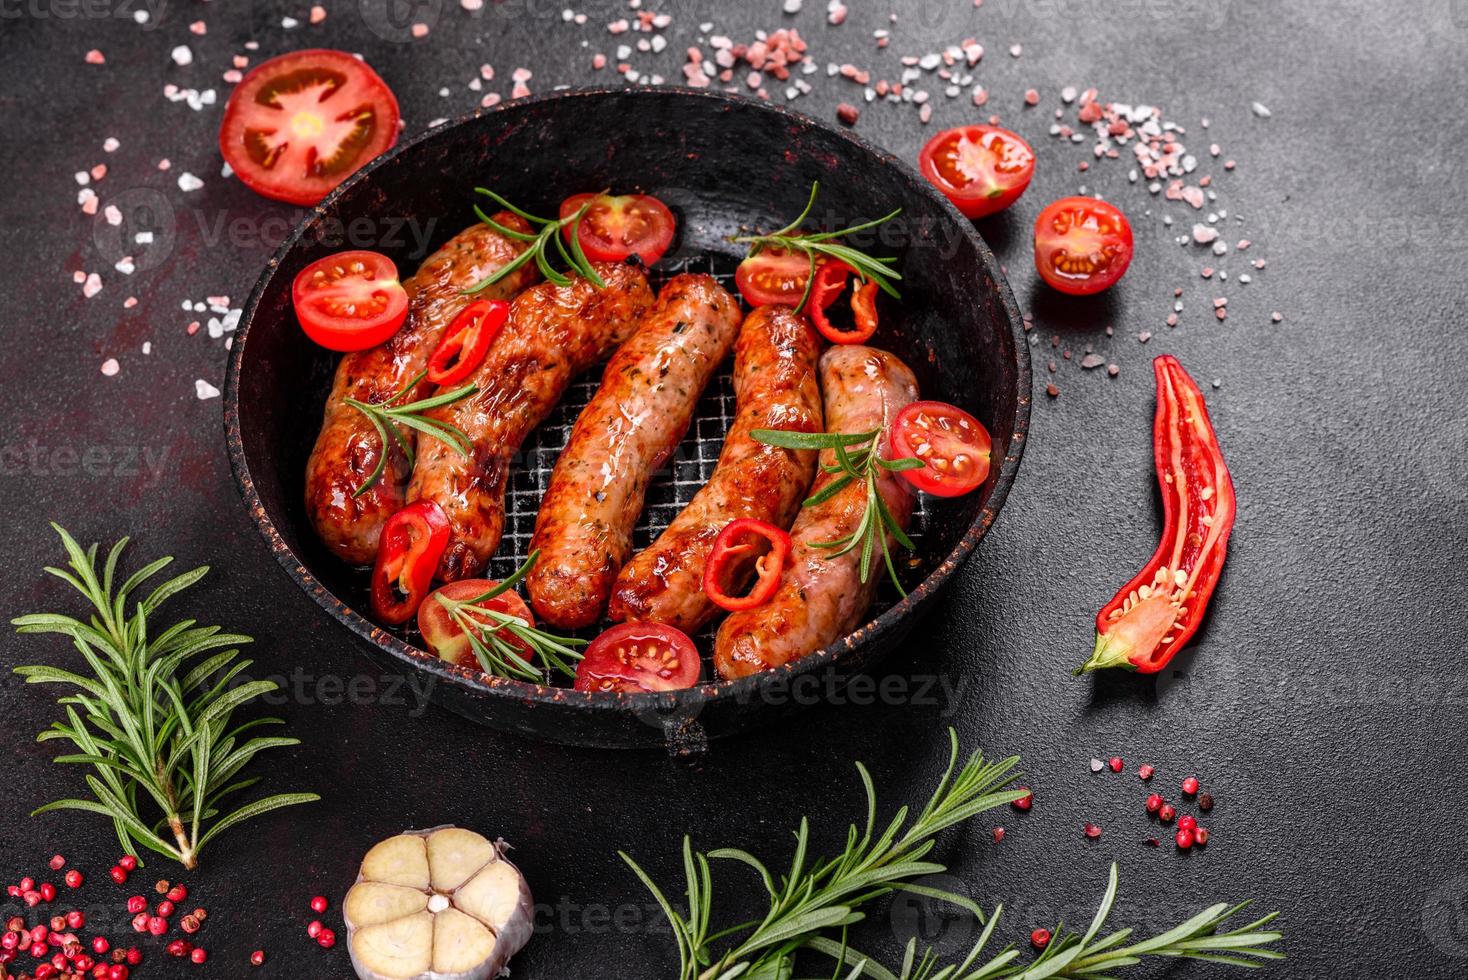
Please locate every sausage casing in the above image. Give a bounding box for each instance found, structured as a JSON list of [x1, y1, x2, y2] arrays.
[[608, 305, 823, 631], [526, 274, 742, 628], [304, 216, 538, 565], [714, 345, 919, 679], [408, 262, 654, 581]]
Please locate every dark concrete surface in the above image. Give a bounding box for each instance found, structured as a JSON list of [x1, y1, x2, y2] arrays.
[[1, 0, 1465, 977]]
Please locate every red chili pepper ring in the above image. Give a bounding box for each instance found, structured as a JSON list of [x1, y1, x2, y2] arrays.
[[427, 299, 510, 387], [371, 500, 452, 624], [702, 518, 792, 613]]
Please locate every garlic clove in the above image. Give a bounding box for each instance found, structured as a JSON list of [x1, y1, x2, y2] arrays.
[[360, 835, 431, 890], [426, 827, 498, 892], [350, 911, 434, 979], [343, 882, 430, 930], [432, 908, 499, 976]]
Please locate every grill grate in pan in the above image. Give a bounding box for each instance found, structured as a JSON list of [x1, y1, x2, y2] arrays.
[[482, 253, 931, 636]]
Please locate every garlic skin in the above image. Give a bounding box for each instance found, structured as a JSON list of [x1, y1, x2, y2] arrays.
[[345, 826, 535, 980]]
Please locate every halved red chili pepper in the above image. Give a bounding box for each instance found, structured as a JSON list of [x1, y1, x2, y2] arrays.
[[809, 262, 879, 344], [426, 299, 510, 386], [371, 500, 452, 624], [702, 518, 792, 612], [1076, 355, 1236, 675]]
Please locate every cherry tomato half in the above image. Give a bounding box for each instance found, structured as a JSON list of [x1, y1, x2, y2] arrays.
[[735, 248, 819, 307], [219, 49, 401, 206], [292, 250, 410, 351], [889, 401, 992, 497], [371, 501, 451, 624], [919, 125, 1035, 220], [559, 193, 676, 266], [418, 579, 536, 670], [427, 299, 509, 386], [703, 519, 792, 613], [573, 622, 701, 693], [1033, 197, 1134, 296]]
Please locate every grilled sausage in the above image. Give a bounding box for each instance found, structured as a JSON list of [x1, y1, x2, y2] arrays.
[[408, 262, 655, 582], [608, 305, 823, 631], [304, 216, 538, 566], [525, 274, 742, 628], [713, 345, 919, 680]]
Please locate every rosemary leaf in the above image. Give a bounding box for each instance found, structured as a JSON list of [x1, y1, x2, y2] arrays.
[[13, 526, 317, 869]]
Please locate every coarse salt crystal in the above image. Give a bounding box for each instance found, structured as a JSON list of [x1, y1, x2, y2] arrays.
[[1251, 101, 1271, 117], [462, 0, 483, 9], [101, 358, 120, 376], [189, 20, 206, 34], [195, 379, 221, 400], [281, 16, 299, 28], [171, 45, 193, 66], [83, 273, 103, 298], [85, 49, 105, 65], [411, 22, 429, 36], [142, 341, 151, 353], [103, 137, 120, 152], [104, 205, 123, 226], [178, 172, 204, 192]]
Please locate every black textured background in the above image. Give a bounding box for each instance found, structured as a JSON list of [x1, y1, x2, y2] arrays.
[[2, 1, 1466, 977]]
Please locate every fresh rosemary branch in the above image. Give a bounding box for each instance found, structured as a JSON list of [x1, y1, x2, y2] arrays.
[[731, 181, 903, 314], [344, 367, 477, 497], [621, 729, 1025, 980], [12, 525, 319, 870], [431, 550, 586, 681], [466, 188, 604, 293], [807, 862, 1284, 980], [752, 427, 924, 596]]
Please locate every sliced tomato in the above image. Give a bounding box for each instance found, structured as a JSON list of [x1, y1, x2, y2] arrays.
[[219, 49, 400, 206], [292, 250, 409, 351], [735, 248, 820, 308], [919, 125, 1035, 220], [890, 401, 993, 497], [558, 193, 676, 265], [427, 300, 509, 386], [418, 579, 536, 670], [1033, 197, 1134, 296], [573, 622, 701, 693]]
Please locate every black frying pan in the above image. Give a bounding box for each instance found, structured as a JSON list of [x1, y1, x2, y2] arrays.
[[223, 87, 1030, 751]]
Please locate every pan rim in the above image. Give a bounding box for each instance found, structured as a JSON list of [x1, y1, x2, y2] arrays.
[[223, 85, 1032, 721]]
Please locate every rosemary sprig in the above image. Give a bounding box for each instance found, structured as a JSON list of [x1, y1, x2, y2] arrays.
[[621, 729, 1025, 980], [808, 862, 1284, 980], [731, 181, 903, 314], [12, 525, 319, 870], [431, 550, 586, 682], [344, 367, 477, 497], [466, 188, 604, 293], [752, 427, 924, 596], [624, 730, 1284, 980]]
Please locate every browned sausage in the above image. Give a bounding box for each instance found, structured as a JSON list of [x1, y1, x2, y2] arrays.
[[525, 274, 742, 628], [304, 216, 538, 566], [607, 305, 823, 632], [714, 345, 919, 680], [408, 262, 655, 582]]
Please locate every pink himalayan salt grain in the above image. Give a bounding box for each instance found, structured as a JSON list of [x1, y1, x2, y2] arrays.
[[1024, 88, 1039, 106], [511, 67, 531, 82], [86, 49, 105, 64], [481, 93, 501, 107], [189, 20, 205, 34], [592, 53, 607, 69], [310, 5, 326, 23], [187, 321, 201, 335], [836, 103, 859, 125], [83, 273, 103, 298], [233, 55, 249, 68], [411, 22, 429, 37], [223, 69, 243, 83], [101, 358, 120, 376], [608, 18, 629, 33], [91, 164, 107, 181], [511, 82, 530, 99], [461, 0, 483, 8], [73, 270, 86, 284], [124, 296, 138, 309], [158, 159, 171, 170]]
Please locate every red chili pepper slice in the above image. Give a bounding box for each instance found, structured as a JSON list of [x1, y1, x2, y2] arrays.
[[809, 263, 880, 345], [1076, 355, 1236, 674], [371, 500, 452, 624], [702, 518, 792, 612], [427, 299, 510, 386]]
